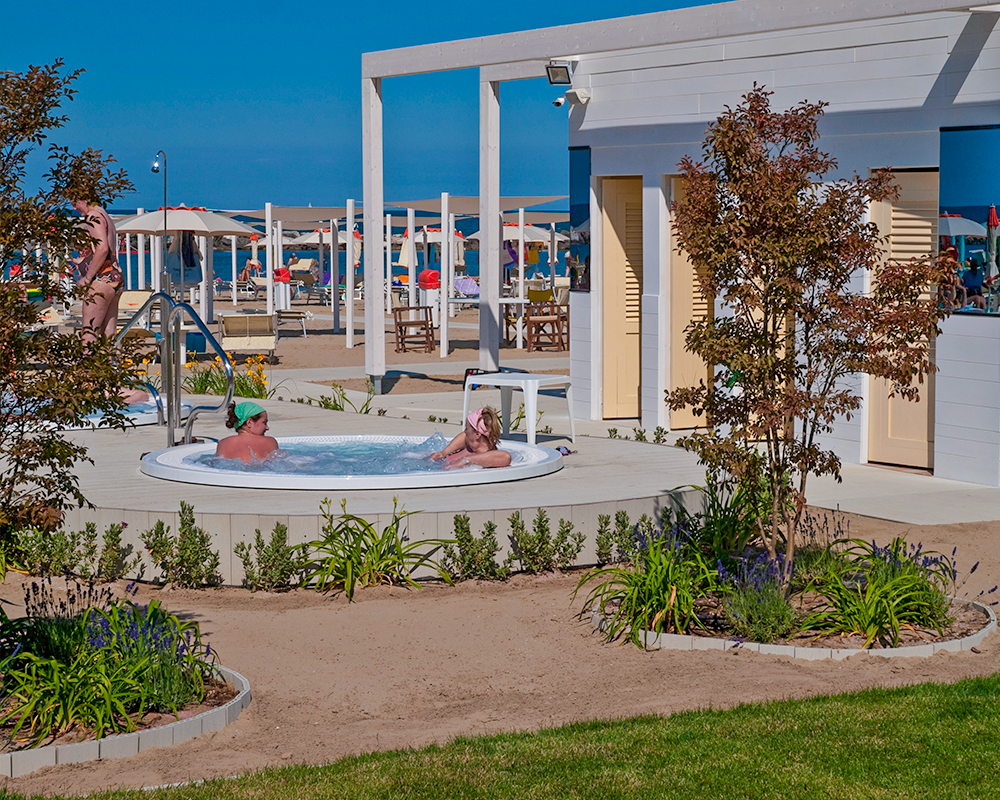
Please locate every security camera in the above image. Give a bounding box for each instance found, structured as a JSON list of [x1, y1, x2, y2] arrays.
[[552, 96, 566, 108]]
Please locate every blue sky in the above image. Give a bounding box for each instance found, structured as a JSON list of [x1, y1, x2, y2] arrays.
[[9, 1, 720, 211]]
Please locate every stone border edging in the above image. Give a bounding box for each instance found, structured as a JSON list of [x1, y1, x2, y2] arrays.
[[590, 597, 997, 660], [0, 665, 251, 778]]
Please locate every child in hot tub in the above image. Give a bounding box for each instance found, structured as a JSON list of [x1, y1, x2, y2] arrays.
[[430, 406, 511, 469]]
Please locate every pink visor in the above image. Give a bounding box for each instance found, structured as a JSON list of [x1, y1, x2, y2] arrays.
[[467, 408, 489, 436]]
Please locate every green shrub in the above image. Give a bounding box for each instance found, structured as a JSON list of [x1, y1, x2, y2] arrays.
[[234, 523, 308, 592], [594, 514, 613, 564], [141, 502, 222, 588], [507, 509, 584, 574], [611, 510, 635, 563], [652, 426, 668, 444], [441, 515, 511, 581], [95, 522, 142, 582], [575, 529, 715, 646], [633, 428, 647, 442], [302, 498, 452, 601], [717, 554, 796, 643], [15, 524, 95, 577]]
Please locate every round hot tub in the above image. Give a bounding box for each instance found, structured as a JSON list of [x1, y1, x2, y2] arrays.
[[139, 434, 563, 490]]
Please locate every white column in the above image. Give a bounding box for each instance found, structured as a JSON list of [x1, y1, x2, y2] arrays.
[[641, 174, 670, 430], [265, 202, 274, 315], [231, 236, 238, 306], [362, 77, 386, 384], [550, 223, 557, 293], [422, 227, 429, 278], [385, 213, 393, 314], [478, 75, 501, 372], [440, 192, 450, 358], [125, 234, 133, 290], [330, 219, 341, 332], [407, 208, 416, 306], [276, 219, 285, 311], [517, 207, 525, 349], [152, 236, 161, 294], [448, 212, 458, 318], [136, 207, 146, 291], [198, 235, 213, 321], [346, 199, 356, 347]]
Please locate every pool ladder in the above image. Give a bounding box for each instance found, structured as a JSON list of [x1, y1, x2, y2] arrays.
[[115, 292, 234, 447]]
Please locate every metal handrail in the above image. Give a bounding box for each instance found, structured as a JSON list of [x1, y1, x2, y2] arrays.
[[167, 302, 234, 445], [114, 292, 234, 446]]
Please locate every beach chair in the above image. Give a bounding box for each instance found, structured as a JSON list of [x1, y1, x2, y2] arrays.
[[525, 301, 567, 352], [392, 306, 435, 353], [219, 313, 277, 356], [117, 289, 153, 326], [276, 309, 310, 339]]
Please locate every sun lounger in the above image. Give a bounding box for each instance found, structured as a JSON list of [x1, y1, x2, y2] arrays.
[[219, 313, 277, 356]]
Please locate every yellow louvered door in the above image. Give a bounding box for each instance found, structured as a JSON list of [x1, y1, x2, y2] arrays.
[[602, 177, 643, 418], [868, 169, 937, 470], [670, 178, 713, 429]]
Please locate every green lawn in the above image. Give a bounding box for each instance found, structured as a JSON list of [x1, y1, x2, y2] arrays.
[[18, 673, 1000, 800]]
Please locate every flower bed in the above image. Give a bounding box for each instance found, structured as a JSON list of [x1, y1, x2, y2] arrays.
[[0, 577, 227, 751], [575, 485, 998, 653]]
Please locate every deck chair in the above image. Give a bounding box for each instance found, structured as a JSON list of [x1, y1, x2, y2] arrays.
[[117, 289, 154, 326], [276, 309, 310, 339], [118, 327, 159, 361], [393, 306, 435, 353], [219, 313, 277, 356], [525, 301, 566, 352]]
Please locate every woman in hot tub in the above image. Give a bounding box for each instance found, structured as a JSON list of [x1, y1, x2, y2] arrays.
[[431, 406, 512, 469], [215, 401, 279, 462]]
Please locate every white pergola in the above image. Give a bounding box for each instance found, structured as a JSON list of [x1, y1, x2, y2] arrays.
[[236, 205, 363, 339], [361, 0, 971, 387]]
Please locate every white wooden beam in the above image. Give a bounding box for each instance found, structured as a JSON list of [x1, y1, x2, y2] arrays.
[[362, 0, 971, 79]]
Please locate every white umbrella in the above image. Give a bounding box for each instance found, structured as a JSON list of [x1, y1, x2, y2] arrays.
[[937, 216, 988, 238], [290, 228, 350, 246], [116, 206, 260, 236], [467, 223, 568, 243]]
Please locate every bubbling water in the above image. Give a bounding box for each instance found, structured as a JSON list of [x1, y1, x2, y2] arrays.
[[192, 433, 479, 476]]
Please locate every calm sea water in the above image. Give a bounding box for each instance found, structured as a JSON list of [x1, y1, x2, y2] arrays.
[[113, 248, 566, 287]]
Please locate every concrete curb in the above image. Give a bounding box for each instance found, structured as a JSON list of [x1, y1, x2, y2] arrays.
[[3, 666, 250, 778], [590, 597, 997, 660]]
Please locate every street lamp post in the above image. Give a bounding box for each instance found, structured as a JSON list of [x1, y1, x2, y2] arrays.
[[151, 150, 168, 294]]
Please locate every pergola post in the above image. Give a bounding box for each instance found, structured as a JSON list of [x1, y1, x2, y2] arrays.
[[362, 77, 386, 390], [479, 75, 501, 372], [407, 207, 417, 306], [265, 202, 274, 315], [439, 192, 450, 357], [330, 218, 341, 333], [346, 199, 356, 346]]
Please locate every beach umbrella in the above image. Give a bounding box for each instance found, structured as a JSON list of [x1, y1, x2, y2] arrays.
[[937, 215, 987, 238], [290, 228, 350, 246], [467, 222, 568, 243], [988, 206, 999, 283], [116, 205, 259, 236]]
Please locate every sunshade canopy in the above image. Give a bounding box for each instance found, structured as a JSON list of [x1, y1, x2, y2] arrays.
[[388, 196, 567, 215], [938, 215, 988, 237], [117, 206, 259, 236]]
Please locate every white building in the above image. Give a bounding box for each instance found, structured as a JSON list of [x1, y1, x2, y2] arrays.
[[362, 1, 1000, 486]]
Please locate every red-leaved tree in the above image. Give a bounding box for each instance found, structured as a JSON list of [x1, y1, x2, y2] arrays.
[[667, 86, 950, 582]]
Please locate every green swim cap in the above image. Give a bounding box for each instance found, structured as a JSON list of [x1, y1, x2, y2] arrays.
[[234, 401, 266, 428]]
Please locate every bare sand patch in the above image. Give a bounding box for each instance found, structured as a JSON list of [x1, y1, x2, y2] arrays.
[[4, 511, 999, 796]]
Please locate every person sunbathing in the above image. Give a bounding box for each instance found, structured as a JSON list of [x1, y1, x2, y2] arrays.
[[430, 406, 511, 469], [215, 401, 279, 462]]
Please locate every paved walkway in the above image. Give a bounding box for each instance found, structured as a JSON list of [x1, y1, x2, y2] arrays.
[[255, 361, 1000, 527]]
